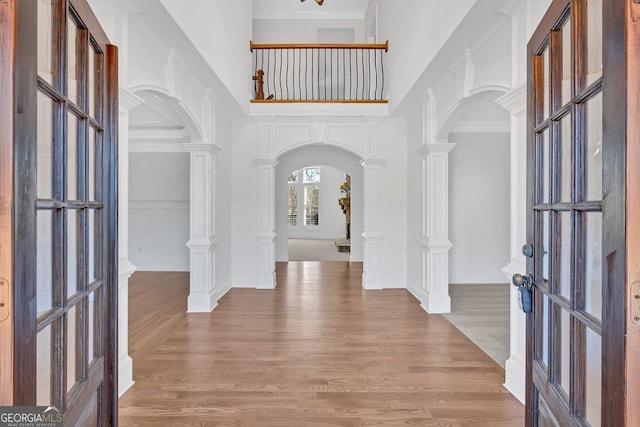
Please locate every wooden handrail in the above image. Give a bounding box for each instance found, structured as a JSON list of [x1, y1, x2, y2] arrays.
[[250, 40, 389, 52]]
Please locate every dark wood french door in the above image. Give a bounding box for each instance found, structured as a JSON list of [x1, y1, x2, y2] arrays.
[[525, 0, 639, 426], [0, 0, 118, 425]]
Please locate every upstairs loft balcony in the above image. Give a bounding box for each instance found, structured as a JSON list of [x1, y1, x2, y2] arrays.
[[250, 40, 389, 107]]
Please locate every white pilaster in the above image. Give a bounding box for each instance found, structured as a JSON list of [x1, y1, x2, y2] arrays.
[[361, 119, 384, 290], [184, 142, 221, 312], [418, 143, 456, 313], [496, 84, 527, 403], [118, 87, 143, 396], [256, 119, 277, 289]]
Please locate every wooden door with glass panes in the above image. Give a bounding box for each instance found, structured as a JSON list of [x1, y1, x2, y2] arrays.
[[522, 0, 639, 425], [0, 0, 118, 424]]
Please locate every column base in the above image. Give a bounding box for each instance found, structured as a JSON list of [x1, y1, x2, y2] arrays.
[[420, 291, 451, 314], [187, 290, 218, 313], [504, 354, 526, 403], [118, 354, 134, 397], [257, 272, 276, 290], [361, 273, 383, 290]]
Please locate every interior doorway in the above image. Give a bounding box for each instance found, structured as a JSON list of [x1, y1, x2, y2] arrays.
[[275, 146, 363, 264]]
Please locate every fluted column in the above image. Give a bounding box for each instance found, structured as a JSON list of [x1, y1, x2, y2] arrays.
[[418, 142, 456, 313], [184, 142, 220, 312]]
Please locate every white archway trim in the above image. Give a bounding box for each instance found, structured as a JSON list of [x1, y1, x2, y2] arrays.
[[184, 142, 225, 312]]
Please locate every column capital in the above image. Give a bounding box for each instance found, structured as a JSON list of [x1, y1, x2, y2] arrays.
[[254, 158, 279, 167], [183, 142, 221, 155], [359, 158, 386, 167], [417, 142, 456, 157]]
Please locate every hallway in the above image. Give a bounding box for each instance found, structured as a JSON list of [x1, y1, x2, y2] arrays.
[[118, 263, 524, 426]]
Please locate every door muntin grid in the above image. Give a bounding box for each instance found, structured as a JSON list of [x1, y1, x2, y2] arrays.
[[35, 0, 106, 413], [530, 1, 603, 425]]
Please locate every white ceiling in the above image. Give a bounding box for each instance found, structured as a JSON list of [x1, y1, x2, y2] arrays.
[[252, 0, 370, 19]]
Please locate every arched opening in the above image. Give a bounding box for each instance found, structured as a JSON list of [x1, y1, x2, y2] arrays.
[[275, 145, 364, 263], [127, 90, 196, 273], [440, 90, 512, 368]]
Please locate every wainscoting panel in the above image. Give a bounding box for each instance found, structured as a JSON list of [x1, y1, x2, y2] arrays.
[[129, 201, 190, 271]]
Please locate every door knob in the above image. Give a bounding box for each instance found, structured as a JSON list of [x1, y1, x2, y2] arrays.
[[512, 273, 534, 314], [522, 244, 533, 258], [512, 273, 532, 288]]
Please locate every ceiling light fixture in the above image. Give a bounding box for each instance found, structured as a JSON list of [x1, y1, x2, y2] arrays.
[[300, 0, 324, 5]]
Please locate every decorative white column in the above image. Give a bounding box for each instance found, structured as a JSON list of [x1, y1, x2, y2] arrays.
[[184, 142, 220, 312], [418, 142, 456, 313], [256, 118, 277, 289], [497, 84, 527, 403], [118, 88, 143, 396], [361, 119, 384, 290]]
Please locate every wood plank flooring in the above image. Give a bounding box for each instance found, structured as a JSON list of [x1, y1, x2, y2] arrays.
[[119, 262, 524, 426]]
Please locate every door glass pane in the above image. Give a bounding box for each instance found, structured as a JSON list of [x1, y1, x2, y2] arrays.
[[543, 211, 550, 282], [67, 305, 77, 392], [68, 113, 78, 201], [560, 308, 571, 399], [88, 129, 96, 202], [586, 0, 603, 86], [585, 326, 602, 427], [585, 212, 602, 321], [88, 210, 96, 283], [586, 92, 603, 201], [560, 114, 572, 203], [68, 209, 78, 297], [88, 292, 96, 363], [36, 324, 52, 405], [37, 92, 54, 199], [88, 44, 96, 117], [541, 129, 550, 204], [37, 0, 54, 85], [542, 294, 550, 368], [559, 212, 572, 300], [68, 16, 79, 105], [543, 46, 550, 120], [37, 210, 53, 316], [67, 306, 78, 391], [561, 19, 572, 106]]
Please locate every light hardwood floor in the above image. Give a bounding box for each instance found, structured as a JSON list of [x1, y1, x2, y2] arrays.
[[119, 263, 524, 426]]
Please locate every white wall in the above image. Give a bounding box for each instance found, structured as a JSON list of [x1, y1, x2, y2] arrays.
[[160, 0, 252, 110], [253, 19, 364, 43], [129, 153, 190, 271], [366, 0, 477, 109], [215, 106, 234, 291], [448, 132, 509, 284]]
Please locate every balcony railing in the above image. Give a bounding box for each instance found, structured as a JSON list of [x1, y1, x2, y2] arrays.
[[250, 41, 389, 103]]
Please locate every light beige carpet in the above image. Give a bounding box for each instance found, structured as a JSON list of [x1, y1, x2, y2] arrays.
[[288, 238, 350, 262], [442, 283, 510, 368]]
